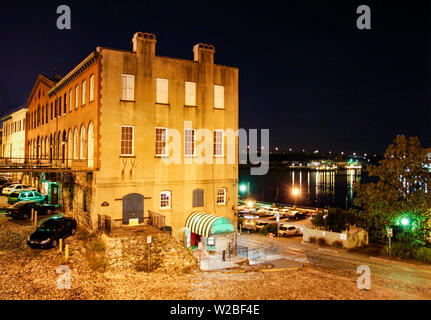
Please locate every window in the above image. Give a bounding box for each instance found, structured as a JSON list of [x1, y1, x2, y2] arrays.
[[63, 93, 67, 114], [155, 127, 167, 156], [160, 191, 171, 209], [184, 129, 195, 157], [121, 74, 135, 101], [80, 125, 86, 159], [217, 188, 227, 205], [156, 78, 168, 104], [121, 126, 134, 156], [193, 188, 204, 207], [89, 74, 95, 102], [75, 85, 79, 109], [214, 130, 224, 157], [185, 81, 196, 106], [69, 90, 73, 111], [82, 80, 86, 105], [73, 127, 79, 159], [214, 85, 224, 109]]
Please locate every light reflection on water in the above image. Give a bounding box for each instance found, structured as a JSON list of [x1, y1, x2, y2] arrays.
[[239, 168, 362, 209]]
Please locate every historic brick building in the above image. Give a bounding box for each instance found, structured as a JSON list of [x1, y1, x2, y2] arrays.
[[26, 32, 239, 251]]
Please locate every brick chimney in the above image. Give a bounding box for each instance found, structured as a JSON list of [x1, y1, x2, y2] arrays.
[[193, 43, 215, 64], [132, 32, 156, 59]]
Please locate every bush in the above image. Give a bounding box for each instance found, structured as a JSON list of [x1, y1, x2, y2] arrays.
[[412, 247, 431, 264], [380, 242, 414, 260], [260, 224, 278, 235], [317, 238, 328, 246], [308, 237, 316, 244], [89, 238, 106, 253], [332, 240, 344, 248]]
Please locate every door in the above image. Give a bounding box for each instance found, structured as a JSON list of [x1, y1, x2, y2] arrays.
[[122, 193, 144, 225]]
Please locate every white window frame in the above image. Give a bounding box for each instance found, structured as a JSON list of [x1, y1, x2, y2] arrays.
[[75, 85, 79, 109], [121, 74, 135, 101], [82, 80, 87, 106], [120, 125, 134, 156], [155, 127, 167, 157], [156, 78, 169, 104], [217, 188, 227, 205], [89, 74, 95, 102], [184, 128, 195, 157], [214, 130, 224, 157], [160, 191, 171, 209], [185, 81, 196, 106], [214, 85, 224, 109]]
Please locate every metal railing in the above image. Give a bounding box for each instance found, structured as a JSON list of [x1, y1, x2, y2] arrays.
[[147, 210, 166, 229]]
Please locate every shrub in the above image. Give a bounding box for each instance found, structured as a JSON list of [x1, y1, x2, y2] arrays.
[[332, 240, 344, 248], [380, 242, 414, 260], [89, 238, 106, 253], [260, 223, 278, 235], [317, 238, 328, 246], [308, 237, 316, 244], [412, 247, 431, 264]]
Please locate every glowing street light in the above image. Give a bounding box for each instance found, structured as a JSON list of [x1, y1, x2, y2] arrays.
[[239, 184, 247, 193], [401, 217, 410, 226], [292, 188, 300, 196]]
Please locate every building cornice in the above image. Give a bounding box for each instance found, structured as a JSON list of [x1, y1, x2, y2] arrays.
[[48, 52, 98, 97]]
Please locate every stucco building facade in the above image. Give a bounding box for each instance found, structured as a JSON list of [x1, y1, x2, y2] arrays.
[[2, 107, 28, 163], [26, 32, 239, 251]]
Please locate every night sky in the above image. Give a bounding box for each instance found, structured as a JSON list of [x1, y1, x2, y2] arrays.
[[0, 1, 430, 155]]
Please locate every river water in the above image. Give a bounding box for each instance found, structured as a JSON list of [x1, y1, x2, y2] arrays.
[[239, 168, 365, 209]]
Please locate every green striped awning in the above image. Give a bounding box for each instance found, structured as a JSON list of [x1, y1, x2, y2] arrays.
[[185, 211, 234, 238]]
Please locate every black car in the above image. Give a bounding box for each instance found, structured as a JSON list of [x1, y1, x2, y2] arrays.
[[27, 217, 77, 249], [5, 201, 56, 219]]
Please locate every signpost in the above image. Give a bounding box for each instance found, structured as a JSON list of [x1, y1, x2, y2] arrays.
[[387, 228, 393, 257], [147, 236, 152, 268]]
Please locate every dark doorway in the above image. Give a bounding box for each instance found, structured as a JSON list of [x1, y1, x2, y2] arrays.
[[122, 193, 144, 225]]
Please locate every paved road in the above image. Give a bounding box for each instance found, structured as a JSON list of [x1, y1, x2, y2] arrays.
[[238, 233, 431, 299]]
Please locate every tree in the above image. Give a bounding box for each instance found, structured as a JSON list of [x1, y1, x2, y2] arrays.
[[353, 135, 431, 246], [311, 207, 350, 232]]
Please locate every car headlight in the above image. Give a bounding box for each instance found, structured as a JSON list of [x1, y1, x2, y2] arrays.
[[40, 238, 51, 244]]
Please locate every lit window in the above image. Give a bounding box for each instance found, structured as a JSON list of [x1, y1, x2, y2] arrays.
[[217, 188, 227, 205], [214, 85, 224, 109], [75, 85, 79, 109], [214, 130, 224, 157], [155, 127, 167, 156], [156, 78, 168, 104], [82, 80, 87, 105], [73, 127, 79, 159], [121, 126, 134, 156], [89, 74, 95, 102], [184, 129, 195, 157], [121, 74, 134, 101], [185, 81, 196, 106], [80, 125, 86, 160], [160, 191, 171, 209]]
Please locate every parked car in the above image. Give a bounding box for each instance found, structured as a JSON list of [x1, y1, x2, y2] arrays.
[[0, 182, 14, 194], [288, 210, 306, 220], [5, 201, 57, 219], [27, 217, 77, 249], [2, 184, 35, 196], [310, 213, 317, 221], [279, 225, 302, 236], [8, 190, 45, 205]]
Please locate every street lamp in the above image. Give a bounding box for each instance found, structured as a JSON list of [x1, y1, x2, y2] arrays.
[[401, 217, 410, 226], [292, 188, 299, 208]]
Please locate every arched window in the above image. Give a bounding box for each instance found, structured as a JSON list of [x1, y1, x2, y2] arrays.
[[73, 127, 79, 159], [68, 129, 72, 165], [88, 122, 94, 167], [192, 188, 204, 207], [80, 125, 86, 160], [160, 191, 171, 209]]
